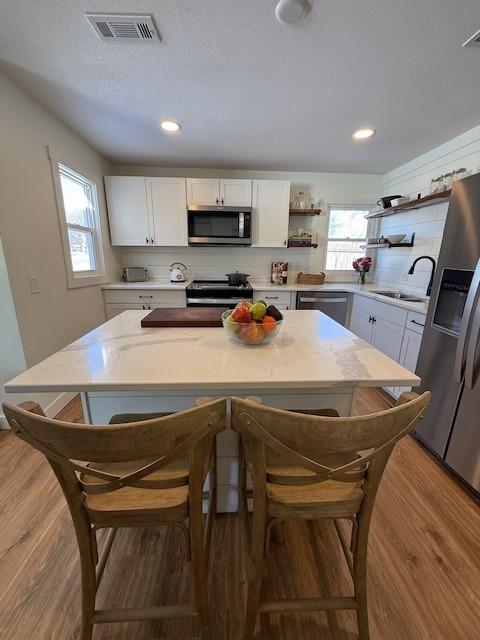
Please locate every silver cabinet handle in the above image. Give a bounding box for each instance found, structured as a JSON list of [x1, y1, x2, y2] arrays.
[[151, 237, 154, 244], [187, 297, 248, 304], [411, 319, 425, 327], [299, 297, 347, 303], [265, 296, 279, 300], [454, 258, 480, 383], [139, 295, 153, 299], [145, 237, 149, 244]]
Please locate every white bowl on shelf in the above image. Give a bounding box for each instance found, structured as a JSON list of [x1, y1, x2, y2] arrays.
[[387, 234, 406, 244]]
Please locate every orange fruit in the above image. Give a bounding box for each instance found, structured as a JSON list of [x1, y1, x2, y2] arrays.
[[262, 315, 276, 334]]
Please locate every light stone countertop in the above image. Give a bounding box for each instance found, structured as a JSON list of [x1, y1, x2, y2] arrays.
[[102, 280, 429, 314], [5, 310, 420, 393], [102, 280, 190, 290]]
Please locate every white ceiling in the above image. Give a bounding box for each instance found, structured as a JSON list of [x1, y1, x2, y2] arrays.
[[0, 0, 479, 173]]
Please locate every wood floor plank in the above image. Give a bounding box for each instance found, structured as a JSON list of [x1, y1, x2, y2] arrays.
[[0, 390, 479, 639]]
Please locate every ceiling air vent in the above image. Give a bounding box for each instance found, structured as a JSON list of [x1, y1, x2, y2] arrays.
[[463, 30, 480, 47], [85, 14, 160, 42]]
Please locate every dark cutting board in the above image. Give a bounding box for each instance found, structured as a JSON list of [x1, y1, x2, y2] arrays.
[[141, 307, 228, 328]]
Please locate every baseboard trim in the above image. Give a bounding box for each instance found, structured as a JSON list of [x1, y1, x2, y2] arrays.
[[0, 391, 76, 429]]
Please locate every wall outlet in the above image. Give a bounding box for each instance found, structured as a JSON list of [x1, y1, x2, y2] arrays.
[[28, 276, 40, 294]]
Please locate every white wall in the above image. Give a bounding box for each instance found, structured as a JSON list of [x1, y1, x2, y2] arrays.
[[111, 165, 382, 283], [375, 126, 480, 296], [0, 71, 120, 415]]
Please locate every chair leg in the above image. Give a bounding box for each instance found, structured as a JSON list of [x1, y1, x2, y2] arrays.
[[190, 512, 211, 633], [353, 523, 370, 640], [243, 507, 266, 640], [77, 524, 97, 640]]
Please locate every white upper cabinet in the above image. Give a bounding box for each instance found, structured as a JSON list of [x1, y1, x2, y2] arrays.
[[251, 180, 290, 247], [147, 178, 188, 246], [186, 178, 220, 205], [105, 176, 150, 246], [219, 179, 252, 206], [186, 178, 252, 206]]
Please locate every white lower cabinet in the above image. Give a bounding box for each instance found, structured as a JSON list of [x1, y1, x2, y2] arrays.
[[371, 317, 405, 397], [392, 327, 423, 399], [349, 306, 373, 343], [104, 289, 186, 319], [349, 295, 425, 399], [253, 289, 292, 310]]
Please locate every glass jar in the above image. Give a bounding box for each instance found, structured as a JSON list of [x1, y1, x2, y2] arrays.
[[443, 172, 453, 191]]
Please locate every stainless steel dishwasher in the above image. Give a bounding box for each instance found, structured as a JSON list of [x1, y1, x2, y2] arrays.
[[296, 291, 349, 325]]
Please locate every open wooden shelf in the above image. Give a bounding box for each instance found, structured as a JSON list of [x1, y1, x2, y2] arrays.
[[366, 190, 451, 219], [362, 233, 415, 249], [289, 209, 322, 216], [287, 242, 318, 248]]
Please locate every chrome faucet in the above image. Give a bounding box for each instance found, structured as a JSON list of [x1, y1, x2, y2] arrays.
[[408, 256, 437, 297]]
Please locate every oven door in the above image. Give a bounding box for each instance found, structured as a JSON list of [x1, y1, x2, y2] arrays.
[[188, 207, 251, 245]]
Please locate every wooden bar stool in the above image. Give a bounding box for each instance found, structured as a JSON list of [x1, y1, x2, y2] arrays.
[[232, 391, 431, 640], [3, 397, 226, 640]]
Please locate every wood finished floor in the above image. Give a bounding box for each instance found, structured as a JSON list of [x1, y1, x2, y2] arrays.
[[1, 389, 479, 639]]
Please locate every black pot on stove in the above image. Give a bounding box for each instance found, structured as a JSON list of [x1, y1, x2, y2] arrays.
[[225, 271, 250, 286]]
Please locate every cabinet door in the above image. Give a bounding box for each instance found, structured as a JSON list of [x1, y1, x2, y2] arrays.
[[105, 303, 145, 319], [251, 180, 290, 248], [372, 316, 406, 399], [219, 179, 252, 206], [394, 328, 423, 397], [104, 176, 150, 246], [147, 178, 188, 246], [186, 178, 220, 205], [371, 316, 404, 362], [349, 307, 373, 343]]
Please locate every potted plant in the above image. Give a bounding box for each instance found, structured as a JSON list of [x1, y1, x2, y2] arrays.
[[353, 256, 372, 285]]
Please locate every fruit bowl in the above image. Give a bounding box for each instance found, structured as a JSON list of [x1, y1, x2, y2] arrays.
[[221, 309, 283, 346]]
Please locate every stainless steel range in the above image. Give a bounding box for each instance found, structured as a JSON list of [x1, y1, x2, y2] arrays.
[[186, 280, 253, 308]]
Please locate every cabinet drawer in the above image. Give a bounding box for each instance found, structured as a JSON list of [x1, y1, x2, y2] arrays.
[[254, 290, 291, 305], [353, 294, 407, 327], [105, 303, 145, 319], [103, 289, 186, 306], [406, 310, 426, 335]]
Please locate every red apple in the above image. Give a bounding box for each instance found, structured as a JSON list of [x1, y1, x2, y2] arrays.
[[232, 306, 252, 323]]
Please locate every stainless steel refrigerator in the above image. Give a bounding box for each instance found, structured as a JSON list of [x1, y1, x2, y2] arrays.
[[415, 172, 480, 494]]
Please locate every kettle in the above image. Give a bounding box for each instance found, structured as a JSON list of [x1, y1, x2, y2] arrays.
[[169, 262, 187, 282]]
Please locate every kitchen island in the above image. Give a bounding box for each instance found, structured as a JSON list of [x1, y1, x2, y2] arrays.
[[5, 310, 420, 512]]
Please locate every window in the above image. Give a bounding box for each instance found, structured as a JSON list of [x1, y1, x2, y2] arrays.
[[325, 207, 370, 271], [53, 162, 105, 287]]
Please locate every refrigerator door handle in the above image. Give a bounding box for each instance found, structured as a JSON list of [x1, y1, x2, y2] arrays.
[[465, 294, 480, 390], [454, 258, 480, 383]]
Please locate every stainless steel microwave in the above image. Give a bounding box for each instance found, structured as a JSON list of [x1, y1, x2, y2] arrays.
[[187, 205, 252, 246]]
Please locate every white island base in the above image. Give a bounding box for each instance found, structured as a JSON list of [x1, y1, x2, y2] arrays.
[[82, 387, 356, 513]]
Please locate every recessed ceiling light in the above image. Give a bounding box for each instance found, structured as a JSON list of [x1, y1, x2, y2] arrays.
[[352, 128, 376, 140], [275, 0, 309, 24], [161, 120, 181, 133]]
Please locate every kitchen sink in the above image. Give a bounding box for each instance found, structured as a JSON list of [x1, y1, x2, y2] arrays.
[[373, 291, 426, 303]]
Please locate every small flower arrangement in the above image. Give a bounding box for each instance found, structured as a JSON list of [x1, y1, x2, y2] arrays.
[[353, 256, 372, 284]]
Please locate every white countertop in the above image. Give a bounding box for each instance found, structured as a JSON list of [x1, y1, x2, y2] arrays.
[[251, 281, 430, 314], [103, 280, 190, 290], [102, 280, 428, 314], [5, 310, 420, 393]]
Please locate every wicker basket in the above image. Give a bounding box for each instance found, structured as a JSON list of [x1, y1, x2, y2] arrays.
[[297, 272, 326, 285]]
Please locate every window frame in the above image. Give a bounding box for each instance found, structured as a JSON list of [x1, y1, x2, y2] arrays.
[[324, 204, 375, 275], [50, 154, 106, 289]]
